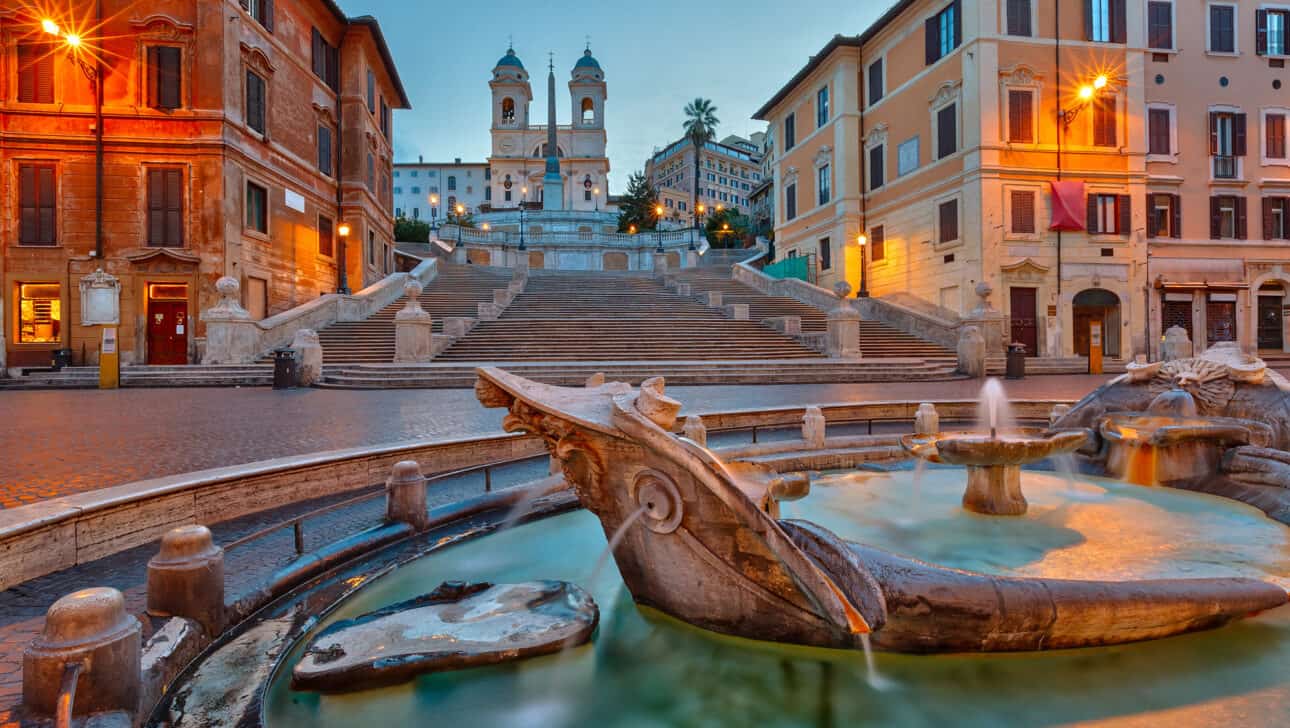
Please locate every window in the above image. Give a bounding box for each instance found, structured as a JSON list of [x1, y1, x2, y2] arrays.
[[1010, 190, 1036, 234], [147, 168, 184, 247], [1258, 9, 1289, 55], [310, 28, 338, 90], [1093, 96, 1116, 146], [366, 69, 375, 113], [897, 137, 920, 176], [1008, 89, 1033, 143], [938, 199, 959, 243], [410, 186, 420, 194], [1268, 113, 1288, 159], [936, 103, 957, 159], [448, 176, 457, 191], [870, 225, 886, 261], [867, 59, 884, 105], [816, 86, 829, 128], [380, 98, 390, 139], [17, 283, 61, 344], [1147, 193, 1181, 238], [367, 154, 375, 189], [1147, 1, 1173, 49], [245, 181, 267, 234], [245, 70, 266, 134], [818, 164, 831, 205], [785, 183, 797, 220], [148, 46, 182, 109], [1209, 4, 1236, 53], [1263, 197, 1288, 239], [1087, 193, 1130, 235], [318, 215, 334, 257], [368, 231, 376, 266], [18, 164, 57, 245], [818, 238, 832, 270], [784, 113, 796, 150], [245, 0, 273, 30], [869, 145, 884, 190], [1006, 0, 1032, 36], [317, 126, 332, 176], [926, 1, 961, 64], [1210, 111, 1246, 178], [1148, 107, 1172, 155], [1087, 0, 1127, 42], [502, 97, 516, 123], [1210, 195, 1246, 239], [485, 187, 492, 201], [17, 44, 54, 104]]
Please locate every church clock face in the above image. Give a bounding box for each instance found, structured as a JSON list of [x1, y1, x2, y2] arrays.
[[500, 140, 516, 153]]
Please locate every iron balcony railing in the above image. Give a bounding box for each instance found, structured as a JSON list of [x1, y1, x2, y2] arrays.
[[1213, 155, 1237, 179]]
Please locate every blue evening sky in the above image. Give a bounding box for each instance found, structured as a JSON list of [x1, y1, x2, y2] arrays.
[[341, 0, 891, 193]]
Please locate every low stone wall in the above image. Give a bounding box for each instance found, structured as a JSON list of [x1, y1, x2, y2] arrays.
[[0, 432, 544, 591]]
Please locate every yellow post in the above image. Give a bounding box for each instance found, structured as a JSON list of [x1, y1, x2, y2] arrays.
[[99, 326, 119, 389], [1088, 320, 1103, 375]]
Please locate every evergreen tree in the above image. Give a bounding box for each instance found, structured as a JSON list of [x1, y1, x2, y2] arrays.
[[616, 171, 661, 233], [704, 207, 752, 248], [394, 216, 432, 243]]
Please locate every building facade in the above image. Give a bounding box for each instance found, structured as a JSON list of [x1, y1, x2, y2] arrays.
[[486, 47, 610, 213], [393, 159, 490, 223], [1, 0, 407, 369], [644, 134, 765, 228]]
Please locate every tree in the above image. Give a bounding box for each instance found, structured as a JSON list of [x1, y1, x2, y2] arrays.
[[704, 207, 752, 248], [394, 216, 432, 243], [616, 171, 661, 233], [445, 208, 475, 228], [682, 98, 719, 230]]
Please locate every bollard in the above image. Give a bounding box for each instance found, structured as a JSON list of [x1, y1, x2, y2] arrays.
[[705, 291, 723, 308], [802, 406, 827, 449], [147, 525, 225, 635], [914, 403, 940, 436], [683, 415, 708, 447], [385, 461, 430, 531], [23, 587, 141, 720], [585, 372, 606, 387]]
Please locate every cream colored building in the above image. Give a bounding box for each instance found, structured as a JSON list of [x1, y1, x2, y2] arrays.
[[487, 47, 610, 212], [644, 134, 765, 228]]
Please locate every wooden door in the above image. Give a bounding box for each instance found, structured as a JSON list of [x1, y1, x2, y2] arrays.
[[1258, 296, 1283, 350], [1073, 306, 1102, 357], [1009, 287, 1038, 356], [1206, 301, 1237, 343], [147, 300, 188, 365]]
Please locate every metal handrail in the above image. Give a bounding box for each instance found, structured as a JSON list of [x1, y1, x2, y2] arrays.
[[221, 453, 546, 556], [55, 662, 82, 728]]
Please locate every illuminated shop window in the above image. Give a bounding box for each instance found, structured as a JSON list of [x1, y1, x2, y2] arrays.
[[18, 283, 61, 343]]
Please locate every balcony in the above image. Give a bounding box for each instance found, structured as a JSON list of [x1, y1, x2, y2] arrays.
[[1212, 155, 1237, 179]]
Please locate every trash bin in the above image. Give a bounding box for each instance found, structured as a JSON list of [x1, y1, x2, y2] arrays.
[[1005, 343, 1027, 380], [272, 348, 298, 390], [51, 349, 73, 371]]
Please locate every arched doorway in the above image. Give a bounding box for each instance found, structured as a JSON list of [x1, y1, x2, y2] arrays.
[[603, 252, 628, 270], [1257, 282, 1285, 350], [1072, 288, 1121, 358]]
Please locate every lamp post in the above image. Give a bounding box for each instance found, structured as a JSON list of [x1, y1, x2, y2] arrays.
[[518, 186, 527, 250], [654, 204, 665, 252], [42, 10, 103, 260], [856, 233, 869, 298], [454, 203, 465, 250], [593, 186, 600, 213], [428, 193, 440, 234], [337, 222, 352, 294], [1059, 74, 1109, 128]]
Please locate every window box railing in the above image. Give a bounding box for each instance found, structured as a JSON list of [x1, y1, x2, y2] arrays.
[[1213, 155, 1237, 179]]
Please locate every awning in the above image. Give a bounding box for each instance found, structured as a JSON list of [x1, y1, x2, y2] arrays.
[[1150, 258, 1246, 289], [1049, 181, 1086, 232]]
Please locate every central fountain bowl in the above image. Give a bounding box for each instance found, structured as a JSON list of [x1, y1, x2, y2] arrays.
[[902, 428, 1089, 516], [1100, 413, 1270, 485]]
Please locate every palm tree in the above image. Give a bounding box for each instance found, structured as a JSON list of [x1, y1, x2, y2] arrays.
[[682, 98, 719, 232]]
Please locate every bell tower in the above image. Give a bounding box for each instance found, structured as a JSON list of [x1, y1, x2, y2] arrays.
[[569, 47, 606, 130], [489, 46, 531, 131]]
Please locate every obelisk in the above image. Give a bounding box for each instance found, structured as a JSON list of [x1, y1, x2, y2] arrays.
[[542, 54, 564, 211]]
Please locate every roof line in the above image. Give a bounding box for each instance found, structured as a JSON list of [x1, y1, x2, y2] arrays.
[[347, 16, 411, 109], [752, 0, 918, 120]]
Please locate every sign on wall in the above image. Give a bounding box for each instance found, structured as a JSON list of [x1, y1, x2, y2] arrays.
[[284, 188, 306, 213]]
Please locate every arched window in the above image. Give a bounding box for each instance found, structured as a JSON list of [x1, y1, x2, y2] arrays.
[[501, 97, 515, 123], [533, 144, 564, 158], [581, 97, 595, 124]]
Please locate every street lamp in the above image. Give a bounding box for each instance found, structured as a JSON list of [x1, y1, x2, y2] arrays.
[[428, 194, 440, 233], [655, 204, 665, 252], [455, 203, 465, 250], [337, 222, 352, 294], [593, 186, 600, 213], [42, 10, 103, 260], [1060, 74, 1110, 127], [856, 233, 869, 298], [518, 186, 528, 250]]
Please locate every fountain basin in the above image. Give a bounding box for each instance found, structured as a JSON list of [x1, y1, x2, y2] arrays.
[[1100, 413, 1272, 485], [901, 429, 1088, 515]]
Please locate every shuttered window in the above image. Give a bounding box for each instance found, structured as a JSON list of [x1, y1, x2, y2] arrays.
[[784, 113, 796, 150], [925, 1, 962, 65], [785, 183, 797, 220], [17, 44, 54, 104], [1086, 0, 1127, 43], [936, 103, 957, 159], [1147, 1, 1173, 49], [380, 98, 390, 139], [147, 168, 184, 247], [1148, 108, 1172, 155], [1209, 195, 1246, 239], [1010, 191, 1036, 234], [241, 0, 274, 31], [1087, 193, 1130, 235], [310, 28, 339, 90], [818, 237, 831, 271], [1267, 114, 1287, 159], [1008, 90, 1033, 143], [1257, 9, 1290, 56], [246, 181, 268, 233], [318, 215, 335, 257], [18, 164, 57, 245], [1263, 197, 1288, 240], [245, 70, 266, 134], [318, 126, 333, 176], [869, 146, 884, 190], [1147, 193, 1181, 238], [867, 59, 883, 105], [148, 46, 182, 110], [870, 225, 886, 261], [1006, 0, 1032, 36], [938, 200, 959, 243], [367, 69, 375, 113], [1209, 5, 1236, 53], [1093, 96, 1116, 146]]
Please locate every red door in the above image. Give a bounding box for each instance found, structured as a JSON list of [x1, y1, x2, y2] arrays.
[[1009, 287, 1038, 356], [147, 300, 188, 364]]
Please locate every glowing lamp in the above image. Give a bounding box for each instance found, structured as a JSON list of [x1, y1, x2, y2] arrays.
[[455, 204, 464, 214], [1093, 74, 1108, 90], [857, 234, 867, 246], [64, 34, 81, 48], [337, 222, 351, 237], [1078, 85, 1095, 101], [481, 223, 490, 231], [655, 205, 664, 216], [41, 19, 60, 35]]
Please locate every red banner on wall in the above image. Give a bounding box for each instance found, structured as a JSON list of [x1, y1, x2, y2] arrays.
[[1049, 181, 1086, 231]]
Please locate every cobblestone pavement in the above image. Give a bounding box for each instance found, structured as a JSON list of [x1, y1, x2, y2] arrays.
[[0, 376, 1113, 509]]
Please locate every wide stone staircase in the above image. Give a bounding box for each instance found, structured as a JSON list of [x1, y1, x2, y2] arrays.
[[310, 265, 511, 364]]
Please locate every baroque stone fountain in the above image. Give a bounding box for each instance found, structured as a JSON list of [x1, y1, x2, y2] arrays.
[[473, 367, 1287, 653]]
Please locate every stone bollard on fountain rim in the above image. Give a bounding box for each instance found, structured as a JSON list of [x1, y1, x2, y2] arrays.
[[802, 406, 827, 449], [386, 460, 430, 531], [683, 415, 708, 447], [147, 525, 225, 636]]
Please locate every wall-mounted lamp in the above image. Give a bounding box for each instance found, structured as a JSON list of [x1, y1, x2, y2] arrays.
[[1061, 74, 1110, 127]]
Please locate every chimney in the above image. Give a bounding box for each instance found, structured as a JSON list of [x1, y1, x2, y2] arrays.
[[418, 154, 423, 163], [455, 157, 461, 164]]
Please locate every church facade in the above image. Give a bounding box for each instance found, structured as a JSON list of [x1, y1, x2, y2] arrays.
[[486, 48, 610, 213]]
